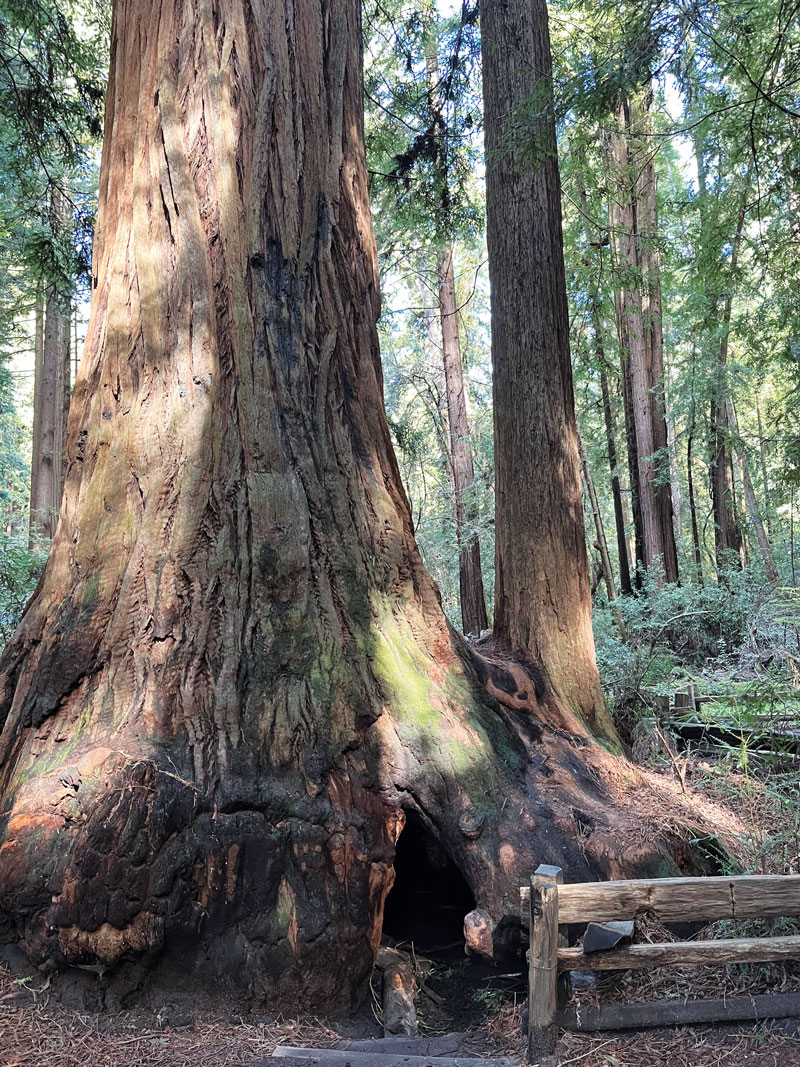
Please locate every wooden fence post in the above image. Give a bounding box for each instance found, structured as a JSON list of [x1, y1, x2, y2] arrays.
[[528, 865, 562, 1062]]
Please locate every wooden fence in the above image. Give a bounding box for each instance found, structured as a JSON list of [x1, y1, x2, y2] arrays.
[[522, 865, 800, 1061]]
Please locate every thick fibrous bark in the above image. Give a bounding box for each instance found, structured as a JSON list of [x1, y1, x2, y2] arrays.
[[480, 0, 611, 735], [0, 0, 701, 1014], [437, 247, 488, 637]]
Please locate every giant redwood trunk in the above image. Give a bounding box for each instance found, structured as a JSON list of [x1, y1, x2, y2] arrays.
[[0, 0, 709, 1014], [480, 0, 612, 735]]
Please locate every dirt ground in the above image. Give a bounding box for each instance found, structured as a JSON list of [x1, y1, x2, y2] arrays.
[[3, 960, 800, 1067]]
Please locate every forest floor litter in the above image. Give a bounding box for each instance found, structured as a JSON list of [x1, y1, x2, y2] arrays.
[[3, 955, 800, 1067]]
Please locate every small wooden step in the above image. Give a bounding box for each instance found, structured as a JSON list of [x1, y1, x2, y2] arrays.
[[270, 1047, 515, 1067], [335, 1036, 467, 1057]]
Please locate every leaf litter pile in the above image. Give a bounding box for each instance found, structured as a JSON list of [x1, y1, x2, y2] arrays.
[[3, 962, 800, 1067], [484, 1000, 800, 1066], [0, 965, 342, 1067]]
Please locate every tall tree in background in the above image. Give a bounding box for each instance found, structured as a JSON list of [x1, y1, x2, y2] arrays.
[[481, 0, 609, 728], [607, 91, 679, 584], [29, 189, 71, 543], [683, 49, 745, 572], [0, 0, 684, 1010], [573, 157, 634, 597], [0, 0, 106, 546], [367, 5, 489, 634], [436, 243, 489, 633], [425, 25, 488, 635]]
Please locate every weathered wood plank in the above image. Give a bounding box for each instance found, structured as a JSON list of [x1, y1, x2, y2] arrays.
[[558, 933, 800, 971], [335, 1037, 465, 1056], [270, 1050, 513, 1067], [534, 865, 571, 1012], [528, 876, 559, 1062], [559, 992, 800, 1031], [520, 874, 800, 924], [731, 877, 800, 919]]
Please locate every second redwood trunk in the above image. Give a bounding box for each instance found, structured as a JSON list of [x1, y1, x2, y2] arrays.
[[480, 0, 611, 736]]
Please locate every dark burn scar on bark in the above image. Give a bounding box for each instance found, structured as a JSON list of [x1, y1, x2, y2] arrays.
[[316, 198, 331, 247], [340, 371, 370, 468], [490, 667, 519, 697], [265, 238, 303, 371]]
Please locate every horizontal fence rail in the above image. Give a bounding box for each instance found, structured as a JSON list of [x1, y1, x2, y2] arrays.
[[557, 933, 800, 970], [520, 873, 800, 924], [559, 992, 800, 1033]]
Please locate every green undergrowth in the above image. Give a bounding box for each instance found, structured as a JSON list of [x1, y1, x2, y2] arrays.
[[590, 567, 800, 876], [0, 536, 44, 645], [594, 567, 800, 737]]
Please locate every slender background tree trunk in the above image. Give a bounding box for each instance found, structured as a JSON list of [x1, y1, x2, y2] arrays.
[[423, 31, 488, 636], [727, 399, 778, 581], [687, 389, 705, 585], [437, 247, 489, 635], [609, 95, 678, 583], [576, 169, 631, 596], [608, 148, 645, 584], [29, 189, 71, 543], [597, 326, 633, 596], [635, 92, 679, 583], [28, 293, 45, 547], [579, 436, 626, 638]]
